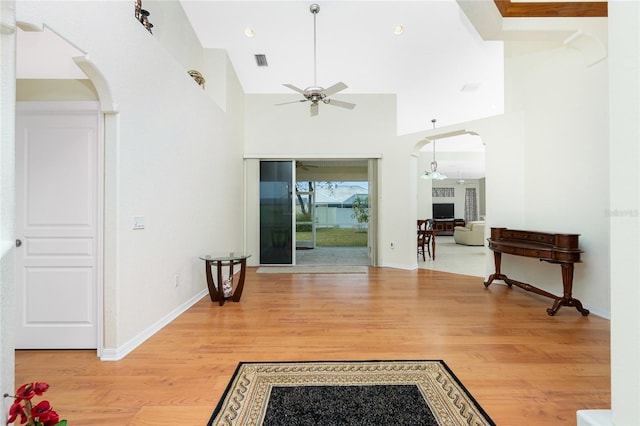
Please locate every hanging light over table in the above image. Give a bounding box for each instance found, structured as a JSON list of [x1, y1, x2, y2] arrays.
[[421, 119, 447, 180]]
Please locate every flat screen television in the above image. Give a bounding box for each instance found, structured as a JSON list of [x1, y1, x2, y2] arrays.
[[433, 203, 454, 219]]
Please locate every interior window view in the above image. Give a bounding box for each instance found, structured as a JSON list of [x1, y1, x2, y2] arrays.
[[4, 1, 634, 426]]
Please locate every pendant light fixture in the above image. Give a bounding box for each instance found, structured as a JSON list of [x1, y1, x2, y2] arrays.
[[420, 118, 447, 180]]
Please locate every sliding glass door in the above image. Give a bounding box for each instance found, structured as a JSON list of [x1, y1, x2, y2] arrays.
[[295, 182, 315, 249], [260, 161, 293, 264]]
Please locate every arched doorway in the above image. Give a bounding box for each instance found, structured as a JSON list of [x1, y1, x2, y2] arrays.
[[414, 132, 487, 277]]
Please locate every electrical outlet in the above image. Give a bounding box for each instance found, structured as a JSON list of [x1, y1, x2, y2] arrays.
[[174, 274, 180, 287], [132, 215, 145, 230]]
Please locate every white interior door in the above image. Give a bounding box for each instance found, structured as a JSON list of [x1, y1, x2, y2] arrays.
[[15, 102, 101, 349]]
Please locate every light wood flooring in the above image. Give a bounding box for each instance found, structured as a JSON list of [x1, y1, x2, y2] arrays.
[[15, 267, 610, 425]]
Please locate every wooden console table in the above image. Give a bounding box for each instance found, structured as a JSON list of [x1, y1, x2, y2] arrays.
[[200, 254, 251, 306], [432, 218, 465, 236], [484, 227, 588, 316]]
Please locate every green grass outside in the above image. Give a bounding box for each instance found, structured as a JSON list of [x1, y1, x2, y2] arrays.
[[296, 227, 367, 247]]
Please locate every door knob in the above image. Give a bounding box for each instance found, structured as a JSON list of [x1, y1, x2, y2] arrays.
[[15, 239, 22, 247]]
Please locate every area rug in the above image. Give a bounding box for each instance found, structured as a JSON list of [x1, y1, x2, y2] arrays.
[[256, 266, 368, 274], [207, 360, 495, 426]]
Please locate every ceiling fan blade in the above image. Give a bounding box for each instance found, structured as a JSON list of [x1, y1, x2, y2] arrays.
[[275, 99, 308, 106], [310, 103, 319, 117], [322, 82, 348, 97], [324, 98, 356, 110], [283, 84, 305, 94]]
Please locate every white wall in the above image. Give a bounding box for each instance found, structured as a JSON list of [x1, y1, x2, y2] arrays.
[[0, 0, 16, 417], [244, 93, 417, 268], [609, 3, 640, 424], [15, 1, 245, 358], [244, 94, 395, 156], [143, 0, 203, 74], [502, 20, 610, 318]]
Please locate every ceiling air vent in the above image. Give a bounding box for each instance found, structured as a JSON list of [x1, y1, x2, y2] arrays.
[[255, 54, 268, 67]]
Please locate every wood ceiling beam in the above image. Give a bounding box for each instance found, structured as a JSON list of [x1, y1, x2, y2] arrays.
[[494, 1, 608, 18]]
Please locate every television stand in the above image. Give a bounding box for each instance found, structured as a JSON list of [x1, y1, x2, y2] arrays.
[[432, 218, 465, 236]]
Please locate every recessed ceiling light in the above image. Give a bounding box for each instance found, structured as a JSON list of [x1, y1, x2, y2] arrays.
[[244, 28, 255, 38], [393, 25, 404, 35]]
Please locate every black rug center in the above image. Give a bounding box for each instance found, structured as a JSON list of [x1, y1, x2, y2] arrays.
[[262, 384, 438, 426]]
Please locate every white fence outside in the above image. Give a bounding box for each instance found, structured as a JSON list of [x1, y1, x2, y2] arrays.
[[315, 205, 368, 230]]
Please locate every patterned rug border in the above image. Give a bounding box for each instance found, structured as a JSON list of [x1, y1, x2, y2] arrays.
[[208, 360, 495, 426]]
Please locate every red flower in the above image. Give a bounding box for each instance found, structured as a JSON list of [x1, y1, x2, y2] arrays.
[[14, 382, 49, 403], [31, 400, 59, 425], [6, 383, 63, 426], [32, 382, 49, 396], [7, 401, 27, 424], [41, 411, 60, 426], [14, 383, 35, 401]]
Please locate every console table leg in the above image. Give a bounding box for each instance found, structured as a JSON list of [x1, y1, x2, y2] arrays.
[[485, 252, 508, 287], [561, 263, 574, 301], [545, 263, 589, 316]]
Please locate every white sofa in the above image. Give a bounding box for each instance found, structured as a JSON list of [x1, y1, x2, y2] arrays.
[[453, 221, 485, 246]]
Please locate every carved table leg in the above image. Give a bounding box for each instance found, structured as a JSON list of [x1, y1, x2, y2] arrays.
[[485, 251, 509, 287], [546, 263, 589, 316]]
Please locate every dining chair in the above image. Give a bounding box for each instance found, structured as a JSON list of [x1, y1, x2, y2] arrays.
[[417, 219, 431, 261]]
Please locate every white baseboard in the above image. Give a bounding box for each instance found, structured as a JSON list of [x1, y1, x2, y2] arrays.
[[100, 289, 208, 361], [583, 306, 610, 320], [577, 409, 612, 426], [380, 262, 415, 270]]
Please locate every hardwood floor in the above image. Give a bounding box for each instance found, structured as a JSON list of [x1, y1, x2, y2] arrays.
[[15, 267, 610, 425]]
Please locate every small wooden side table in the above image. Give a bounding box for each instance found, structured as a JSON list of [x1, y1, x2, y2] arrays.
[[200, 254, 251, 306]]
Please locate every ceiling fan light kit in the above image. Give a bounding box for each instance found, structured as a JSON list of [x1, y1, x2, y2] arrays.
[[276, 3, 356, 116]]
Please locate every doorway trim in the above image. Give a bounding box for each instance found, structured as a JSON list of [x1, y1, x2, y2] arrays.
[[72, 54, 118, 359]]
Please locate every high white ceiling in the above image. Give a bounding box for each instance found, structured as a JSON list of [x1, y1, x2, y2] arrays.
[[16, 1, 500, 178], [179, 1, 504, 136]]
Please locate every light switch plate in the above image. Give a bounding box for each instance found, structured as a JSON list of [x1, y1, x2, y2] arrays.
[[132, 215, 145, 230]]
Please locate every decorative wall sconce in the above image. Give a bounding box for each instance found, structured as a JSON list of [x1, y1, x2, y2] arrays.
[[135, 0, 153, 34], [135, 0, 141, 20], [188, 70, 206, 89]]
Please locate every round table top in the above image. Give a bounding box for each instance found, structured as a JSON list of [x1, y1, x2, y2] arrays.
[[200, 254, 251, 262]]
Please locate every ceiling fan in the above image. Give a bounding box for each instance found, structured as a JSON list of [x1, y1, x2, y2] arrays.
[[276, 4, 356, 117], [296, 161, 319, 171]]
